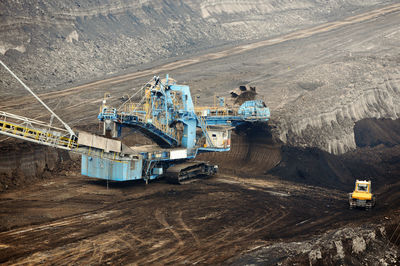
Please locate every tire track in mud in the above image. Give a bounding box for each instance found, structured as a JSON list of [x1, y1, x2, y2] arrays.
[[0, 171, 396, 265], [0, 210, 120, 259], [154, 208, 184, 247], [141, 178, 346, 265], [136, 180, 293, 264], [1, 3, 400, 110], [0, 188, 170, 264], [0, 210, 118, 238], [177, 211, 200, 246]]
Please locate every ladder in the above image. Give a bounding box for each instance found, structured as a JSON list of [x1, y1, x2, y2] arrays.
[[197, 115, 214, 147]]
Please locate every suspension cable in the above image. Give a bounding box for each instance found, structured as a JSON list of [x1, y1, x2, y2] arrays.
[[0, 60, 76, 137]]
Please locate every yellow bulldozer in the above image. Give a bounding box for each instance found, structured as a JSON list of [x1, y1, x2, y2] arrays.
[[349, 180, 376, 210]]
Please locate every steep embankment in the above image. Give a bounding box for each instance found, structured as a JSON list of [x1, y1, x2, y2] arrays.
[[0, 142, 72, 191], [0, 0, 392, 95], [271, 53, 400, 154], [198, 122, 281, 176], [269, 118, 400, 190]]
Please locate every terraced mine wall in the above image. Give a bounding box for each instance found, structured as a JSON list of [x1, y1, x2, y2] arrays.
[[272, 57, 400, 154], [0, 0, 393, 94]]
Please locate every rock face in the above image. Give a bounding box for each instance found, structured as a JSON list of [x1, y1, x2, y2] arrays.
[[0, 0, 392, 94], [229, 225, 399, 265], [272, 54, 400, 154], [0, 142, 70, 191]]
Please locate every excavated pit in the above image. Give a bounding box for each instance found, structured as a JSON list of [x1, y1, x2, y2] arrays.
[[198, 122, 282, 177], [0, 0, 399, 264]]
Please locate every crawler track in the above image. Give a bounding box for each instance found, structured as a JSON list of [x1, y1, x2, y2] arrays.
[[165, 161, 217, 184]]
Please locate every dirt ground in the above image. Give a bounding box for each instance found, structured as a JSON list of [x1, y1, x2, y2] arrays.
[[0, 169, 398, 265]]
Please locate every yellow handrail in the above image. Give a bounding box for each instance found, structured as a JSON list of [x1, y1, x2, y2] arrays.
[[0, 120, 78, 149]]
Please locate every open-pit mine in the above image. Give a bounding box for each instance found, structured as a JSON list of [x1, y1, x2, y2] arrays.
[[0, 0, 399, 264]]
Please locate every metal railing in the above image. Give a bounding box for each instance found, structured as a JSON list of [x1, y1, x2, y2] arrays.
[[0, 111, 77, 150], [197, 115, 214, 147], [153, 119, 177, 140], [195, 106, 238, 117]]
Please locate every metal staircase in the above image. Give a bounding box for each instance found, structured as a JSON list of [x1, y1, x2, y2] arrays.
[[197, 115, 214, 148]]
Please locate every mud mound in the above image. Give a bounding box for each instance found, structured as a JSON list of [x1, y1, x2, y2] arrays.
[[268, 144, 400, 192], [198, 122, 281, 177], [268, 146, 353, 191], [343, 118, 400, 189], [354, 118, 400, 148], [269, 118, 400, 191], [341, 145, 400, 190], [234, 90, 257, 105]]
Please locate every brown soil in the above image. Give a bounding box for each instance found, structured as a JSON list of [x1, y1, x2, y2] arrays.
[[0, 141, 72, 192], [0, 172, 398, 265]]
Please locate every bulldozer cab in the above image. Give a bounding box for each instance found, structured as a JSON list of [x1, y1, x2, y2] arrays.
[[355, 181, 370, 192]]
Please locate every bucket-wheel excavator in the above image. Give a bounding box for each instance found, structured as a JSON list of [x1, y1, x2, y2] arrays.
[[0, 61, 270, 184]]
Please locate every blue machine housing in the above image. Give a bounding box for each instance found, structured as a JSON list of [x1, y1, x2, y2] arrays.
[[81, 155, 143, 181]]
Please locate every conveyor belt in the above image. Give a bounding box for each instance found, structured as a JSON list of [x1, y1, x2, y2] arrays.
[[0, 112, 77, 150]]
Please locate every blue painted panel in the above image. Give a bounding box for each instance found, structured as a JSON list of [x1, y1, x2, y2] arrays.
[[129, 159, 143, 180], [182, 119, 196, 149], [81, 155, 144, 181]]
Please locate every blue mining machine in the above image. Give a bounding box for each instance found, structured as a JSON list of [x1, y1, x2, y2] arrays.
[[0, 61, 270, 184], [84, 75, 270, 184]]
